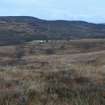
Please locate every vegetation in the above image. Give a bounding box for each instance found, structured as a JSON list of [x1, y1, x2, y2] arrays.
[[0, 39, 104, 104], [1, 16, 105, 45]]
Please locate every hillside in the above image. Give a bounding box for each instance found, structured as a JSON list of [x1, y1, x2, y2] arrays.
[[0, 16, 105, 44]]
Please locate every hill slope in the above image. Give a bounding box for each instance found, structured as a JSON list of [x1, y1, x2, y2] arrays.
[[0, 16, 105, 44]]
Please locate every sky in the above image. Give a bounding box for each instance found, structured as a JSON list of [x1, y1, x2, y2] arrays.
[[0, 0, 105, 23]]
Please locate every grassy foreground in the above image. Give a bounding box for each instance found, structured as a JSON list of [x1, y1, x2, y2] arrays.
[[0, 39, 105, 105]]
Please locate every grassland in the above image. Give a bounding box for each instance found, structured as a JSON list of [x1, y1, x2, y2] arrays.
[[0, 39, 105, 105]]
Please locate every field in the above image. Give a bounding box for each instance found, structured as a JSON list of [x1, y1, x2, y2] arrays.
[[0, 39, 105, 105]]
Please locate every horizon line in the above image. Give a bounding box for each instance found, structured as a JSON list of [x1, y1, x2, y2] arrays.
[[0, 15, 104, 24]]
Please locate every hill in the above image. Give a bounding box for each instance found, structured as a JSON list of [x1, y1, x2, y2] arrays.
[[0, 16, 105, 44]]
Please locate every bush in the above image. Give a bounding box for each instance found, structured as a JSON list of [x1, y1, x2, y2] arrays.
[[45, 48, 55, 54]]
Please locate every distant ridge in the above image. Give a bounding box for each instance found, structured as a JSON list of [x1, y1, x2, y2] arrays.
[[0, 16, 105, 45]]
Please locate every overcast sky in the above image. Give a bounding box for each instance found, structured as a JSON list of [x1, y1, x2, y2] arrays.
[[0, 0, 105, 23]]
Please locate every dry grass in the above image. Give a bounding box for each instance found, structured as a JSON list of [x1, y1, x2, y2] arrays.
[[0, 39, 105, 105]]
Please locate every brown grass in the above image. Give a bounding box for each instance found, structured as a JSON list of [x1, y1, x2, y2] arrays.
[[0, 39, 105, 105]]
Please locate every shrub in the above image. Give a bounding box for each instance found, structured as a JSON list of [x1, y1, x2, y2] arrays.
[[45, 48, 55, 54]]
